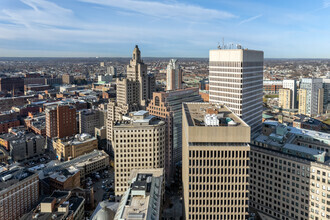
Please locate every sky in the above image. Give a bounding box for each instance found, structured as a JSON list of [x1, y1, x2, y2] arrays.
[[0, 0, 330, 58]]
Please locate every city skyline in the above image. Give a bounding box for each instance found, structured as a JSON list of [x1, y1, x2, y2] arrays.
[[1, 0, 330, 58]]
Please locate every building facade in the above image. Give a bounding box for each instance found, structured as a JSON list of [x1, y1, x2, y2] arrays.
[[79, 109, 105, 135], [107, 46, 155, 152], [279, 88, 293, 110], [0, 168, 39, 220], [283, 79, 297, 109], [62, 74, 74, 84], [298, 78, 324, 116], [45, 104, 77, 139], [166, 59, 183, 91], [182, 103, 251, 220], [53, 133, 98, 161], [146, 88, 203, 180], [42, 150, 109, 184], [0, 111, 20, 134], [263, 80, 283, 94], [0, 77, 24, 92], [113, 110, 165, 198], [209, 47, 264, 133], [251, 121, 330, 220], [116, 45, 154, 112]]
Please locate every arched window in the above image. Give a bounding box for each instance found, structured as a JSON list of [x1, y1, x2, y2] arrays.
[[155, 96, 160, 106]]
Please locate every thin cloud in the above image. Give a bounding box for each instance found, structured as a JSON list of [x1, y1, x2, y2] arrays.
[[78, 0, 236, 21], [306, 0, 330, 14], [238, 14, 262, 25], [323, 0, 330, 8], [1, 0, 74, 28]]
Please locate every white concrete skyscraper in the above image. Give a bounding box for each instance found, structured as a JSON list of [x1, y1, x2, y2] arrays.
[[209, 47, 264, 133], [298, 78, 324, 116], [166, 59, 183, 91]]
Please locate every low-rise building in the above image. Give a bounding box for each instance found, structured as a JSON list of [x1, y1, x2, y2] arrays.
[[0, 131, 45, 161], [53, 133, 98, 161], [12, 104, 41, 117], [0, 95, 36, 112], [0, 110, 20, 134], [263, 80, 283, 94], [24, 84, 51, 92], [261, 120, 330, 156], [292, 114, 323, 131], [47, 166, 81, 191], [42, 150, 109, 184], [21, 190, 85, 220], [114, 169, 164, 220], [24, 113, 46, 136]]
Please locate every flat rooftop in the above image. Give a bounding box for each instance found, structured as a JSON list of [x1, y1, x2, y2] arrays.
[[117, 169, 163, 220], [283, 143, 324, 156], [43, 150, 108, 175], [0, 168, 35, 192], [183, 102, 248, 127], [183, 103, 251, 143]]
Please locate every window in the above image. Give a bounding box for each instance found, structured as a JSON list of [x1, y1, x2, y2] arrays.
[[155, 96, 160, 106]]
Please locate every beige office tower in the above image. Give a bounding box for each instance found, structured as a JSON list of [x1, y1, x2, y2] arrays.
[[107, 46, 155, 152], [209, 47, 264, 133], [279, 88, 292, 109], [182, 103, 251, 220], [283, 79, 297, 109], [116, 45, 154, 112], [166, 59, 183, 91], [113, 110, 165, 198]]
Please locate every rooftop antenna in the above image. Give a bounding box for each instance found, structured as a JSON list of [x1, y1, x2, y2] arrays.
[[222, 38, 225, 49], [217, 42, 221, 49]]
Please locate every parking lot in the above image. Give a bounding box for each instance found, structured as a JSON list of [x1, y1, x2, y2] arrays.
[[86, 167, 115, 205]]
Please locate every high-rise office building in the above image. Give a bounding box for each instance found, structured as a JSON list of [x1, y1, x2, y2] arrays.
[[166, 59, 183, 91], [279, 88, 292, 110], [298, 78, 324, 116], [113, 110, 165, 198], [116, 45, 154, 112], [283, 79, 297, 109], [146, 88, 203, 180], [182, 103, 251, 220], [209, 47, 264, 133], [45, 104, 77, 139], [107, 46, 155, 152]]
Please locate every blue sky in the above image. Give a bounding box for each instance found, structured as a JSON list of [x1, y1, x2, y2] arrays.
[[0, 0, 330, 58]]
